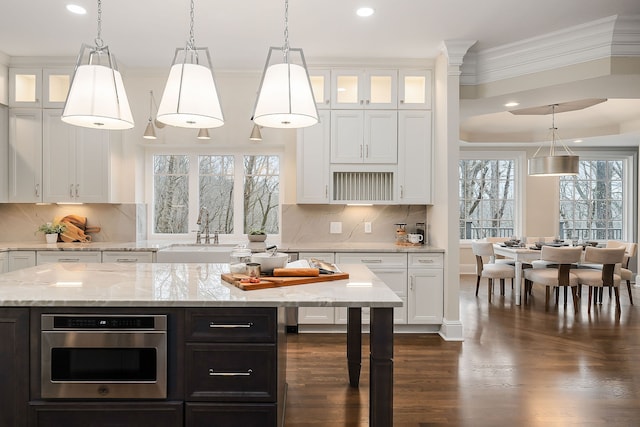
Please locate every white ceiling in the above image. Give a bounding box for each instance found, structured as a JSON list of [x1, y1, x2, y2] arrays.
[[2, 0, 640, 145]]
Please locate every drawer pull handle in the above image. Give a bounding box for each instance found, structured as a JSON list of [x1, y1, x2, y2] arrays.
[[58, 258, 80, 262], [418, 259, 434, 263], [209, 322, 254, 328], [362, 259, 382, 264], [209, 368, 253, 377], [116, 259, 137, 263]]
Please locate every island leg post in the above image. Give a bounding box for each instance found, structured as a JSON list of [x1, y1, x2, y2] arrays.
[[347, 307, 362, 387], [370, 307, 393, 426]]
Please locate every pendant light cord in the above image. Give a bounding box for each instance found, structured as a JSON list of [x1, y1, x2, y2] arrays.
[[532, 104, 576, 158], [95, 0, 103, 48], [282, 0, 290, 63]]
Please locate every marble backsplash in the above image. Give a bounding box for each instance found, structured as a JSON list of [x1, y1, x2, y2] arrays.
[[0, 204, 146, 243], [0, 203, 427, 245], [281, 204, 429, 244]]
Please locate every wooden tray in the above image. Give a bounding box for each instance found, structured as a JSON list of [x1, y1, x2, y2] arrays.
[[221, 272, 350, 291]]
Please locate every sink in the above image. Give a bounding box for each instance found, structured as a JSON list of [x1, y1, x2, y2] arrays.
[[156, 243, 237, 263]]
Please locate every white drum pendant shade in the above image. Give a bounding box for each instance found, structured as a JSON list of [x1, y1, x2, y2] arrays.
[[157, 63, 224, 129], [61, 63, 134, 130], [253, 61, 318, 129]]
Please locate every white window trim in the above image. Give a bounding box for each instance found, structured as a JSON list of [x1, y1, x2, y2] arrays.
[[144, 146, 284, 242], [459, 150, 526, 243]]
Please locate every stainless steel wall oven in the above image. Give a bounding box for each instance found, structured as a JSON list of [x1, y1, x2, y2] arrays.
[[40, 314, 167, 399]]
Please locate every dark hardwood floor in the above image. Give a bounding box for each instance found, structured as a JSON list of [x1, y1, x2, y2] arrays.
[[284, 275, 640, 426]]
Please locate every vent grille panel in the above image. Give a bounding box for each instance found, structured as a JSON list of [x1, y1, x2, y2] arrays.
[[333, 172, 394, 201]]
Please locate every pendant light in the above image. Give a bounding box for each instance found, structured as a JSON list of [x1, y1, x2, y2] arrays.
[[249, 123, 262, 141], [252, 0, 319, 129], [157, 0, 224, 129], [61, 0, 134, 130], [528, 104, 579, 176], [196, 128, 210, 140], [143, 90, 158, 139]]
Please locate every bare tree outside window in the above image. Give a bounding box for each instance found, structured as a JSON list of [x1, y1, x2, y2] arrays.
[[199, 155, 234, 234], [559, 160, 623, 241], [154, 155, 189, 233], [244, 155, 279, 234], [459, 159, 515, 239]]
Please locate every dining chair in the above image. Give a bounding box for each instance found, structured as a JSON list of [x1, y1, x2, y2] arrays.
[[523, 246, 582, 312], [590, 241, 636, 305], [472, 242, 516, 302], [484, 237, 515, 265], [572, 247, 626, 313]]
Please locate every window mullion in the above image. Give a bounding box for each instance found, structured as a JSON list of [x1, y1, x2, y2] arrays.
[[189, 154, 200, 235], [234, 154, 245, 235]]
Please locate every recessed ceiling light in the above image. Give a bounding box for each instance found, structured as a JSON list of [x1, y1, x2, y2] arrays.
[[504, 102, 519, 107], [356, 7, 375, 17], [66, 4, 87, 15]]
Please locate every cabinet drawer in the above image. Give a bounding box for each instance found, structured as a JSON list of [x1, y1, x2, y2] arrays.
[[36, 251, 101, 265], [185, 308, 276, 342], [102, 251, 154, 263], [336, 252, 406, 268], [185, 403, 277, 427], [29, 401, 184, 427], [185, 343, 276, 402], [408, 253, 443, 268]]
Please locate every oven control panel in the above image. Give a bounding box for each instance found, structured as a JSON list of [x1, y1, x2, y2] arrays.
[[41, 314, 167, 330]]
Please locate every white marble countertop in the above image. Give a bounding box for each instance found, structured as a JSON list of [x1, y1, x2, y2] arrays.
[[0, 263, 403, 308], [0, 240, 444, 253]]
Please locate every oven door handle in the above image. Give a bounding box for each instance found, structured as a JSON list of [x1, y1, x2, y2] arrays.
[[209, 368, 253, 376]]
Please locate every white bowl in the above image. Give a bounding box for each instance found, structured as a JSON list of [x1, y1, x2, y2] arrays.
[[250, 252, 289, 273]]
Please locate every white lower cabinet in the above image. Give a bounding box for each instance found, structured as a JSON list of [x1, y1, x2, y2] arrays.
[[8, 251, 36, 271], [0, 252, 8, 274], [36, 251, 102, 265], [102, 251, 154, 263], [408, 253, 443, 324], [335, 252, 407, 325], [297, 252, 336, 324]]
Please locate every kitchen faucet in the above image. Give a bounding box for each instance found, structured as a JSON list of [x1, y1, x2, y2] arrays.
[[196, 207, 210, 244]]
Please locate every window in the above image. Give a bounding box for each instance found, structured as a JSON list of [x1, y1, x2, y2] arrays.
[[559, 159, 626, 241], [150, 152, 280, 238], [459, 153, 523, 240]]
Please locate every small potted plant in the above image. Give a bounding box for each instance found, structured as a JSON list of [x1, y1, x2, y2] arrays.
[[37, 222, 66, 243], [248, 228, 267, 242]]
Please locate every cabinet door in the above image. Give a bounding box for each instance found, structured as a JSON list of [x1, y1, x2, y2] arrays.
[[42, 68, 72, 108], [364, 69, 397, 109], [397, 110, 432, 204], [330, 110, 364, 163], [36, 251, 102, 265], [364, 110, 397, 164], [9, 68, 43, 107], [398, 69, 432, 110], [297, 110, 330, 203], [43, 109, 76, 202], [331, 69, 361, 109], [408, 268, 443, 324], [308, 68, 331, 109], [186, 403, 277, 427], [8, 109, 42, 202], [0, 308, 29, 427], [102, 251, 154, 263], [0, 253, 8, 273], [0, 105, 7, 202], [74, 126, 109, 202], [8, 251, 36, 271]]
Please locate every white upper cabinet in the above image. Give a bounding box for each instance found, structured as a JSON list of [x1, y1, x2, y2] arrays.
[[308, 69, 331, 110], [330, 110, 397, 164], [397, 110, 432, 204], [297, 110, 331, 203], [42, 110, 110, 203], [398, 70, 432, 110], [9, 68, 72, 108], [8, 108, 43, 202], [331, 69, 397, 109]]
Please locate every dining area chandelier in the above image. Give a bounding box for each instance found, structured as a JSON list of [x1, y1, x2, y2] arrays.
[[528, 104, 579, 176]]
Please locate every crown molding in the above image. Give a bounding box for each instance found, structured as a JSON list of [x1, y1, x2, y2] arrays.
[[461, 15, 640, 86]]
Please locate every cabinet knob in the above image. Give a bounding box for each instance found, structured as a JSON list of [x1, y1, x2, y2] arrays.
[[400, 99, 405, 104]]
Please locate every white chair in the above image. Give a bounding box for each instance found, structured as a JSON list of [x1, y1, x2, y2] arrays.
[[484, 237, 515, 265], [472, 242, 516, 302], [590, 241, 636, 305], [572, 247, 626, 313], [523, 246, 582, 312]]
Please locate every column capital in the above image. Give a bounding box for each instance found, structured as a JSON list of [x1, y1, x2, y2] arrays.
[[441, 40, 477, 67]]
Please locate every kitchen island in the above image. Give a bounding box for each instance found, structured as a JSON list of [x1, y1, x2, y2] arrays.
[[0, 262, 401, 427]]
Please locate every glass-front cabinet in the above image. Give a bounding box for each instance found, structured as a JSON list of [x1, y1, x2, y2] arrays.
[[9, 68, 72, 108], [308, 68, 331, 109], [331, 69, 397, 109], [398, 69, 432, 110]]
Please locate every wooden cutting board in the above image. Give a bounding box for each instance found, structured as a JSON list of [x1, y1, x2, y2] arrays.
[[221, 272, 350, 291]]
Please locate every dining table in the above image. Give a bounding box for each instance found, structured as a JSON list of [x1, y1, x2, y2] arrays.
[[492, 244, 542, 305]]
